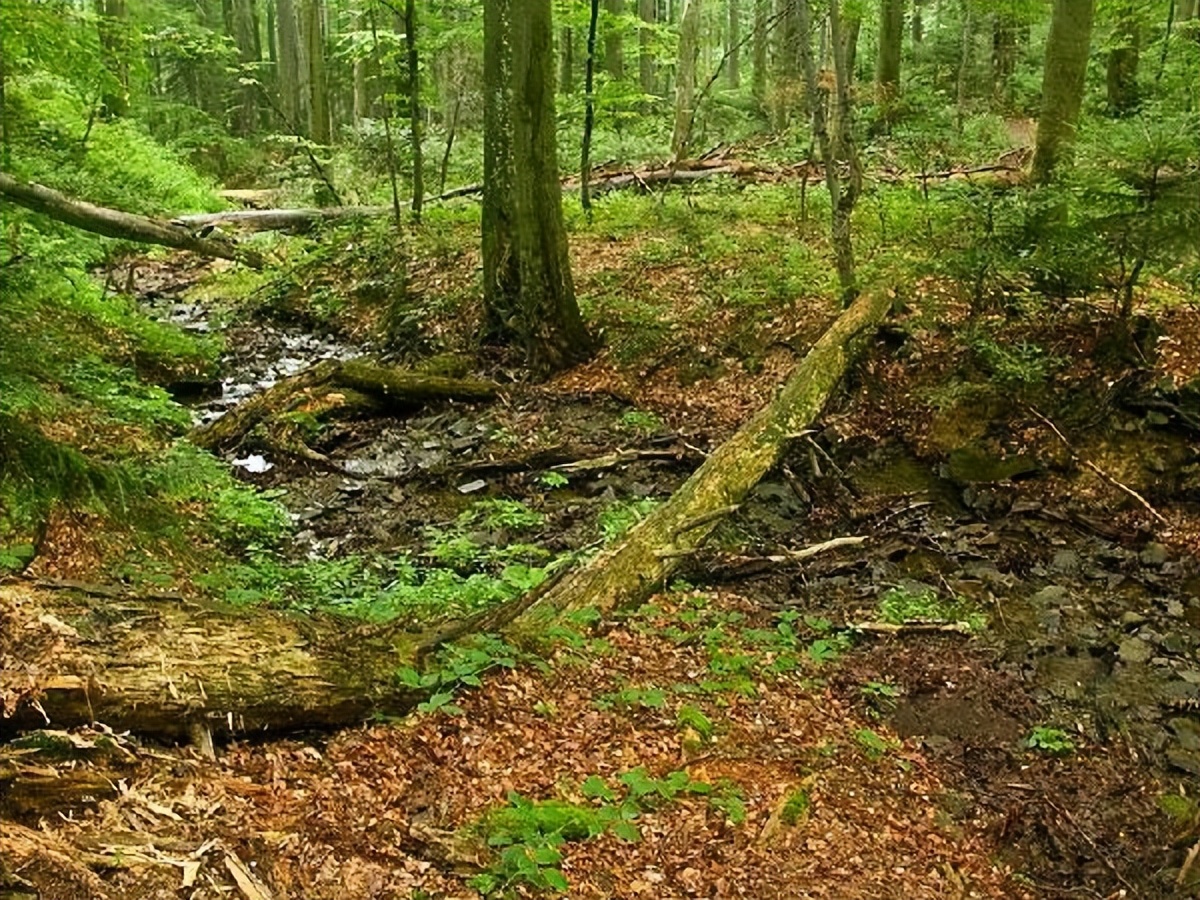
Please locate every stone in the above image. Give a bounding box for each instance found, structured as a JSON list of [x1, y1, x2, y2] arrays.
[[1170, 718, 1200, 752], [1032, 585, 1070, 606], [1050, 550, 1081, 575], [1167, 599, 1186, 618], [1121, 611, 1149, 627], [1168, 747, 1200, 777], [1118, 637, 1153, 665]]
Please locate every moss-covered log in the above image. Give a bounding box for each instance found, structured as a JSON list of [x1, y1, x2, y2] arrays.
[[189, 358, 499, 452], [0, 584, 421, 742], [507, 288, 892, 630], [0, 173, 263, 268]]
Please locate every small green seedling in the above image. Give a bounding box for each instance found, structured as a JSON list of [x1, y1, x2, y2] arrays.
[[1024, 726, 1076, 755]]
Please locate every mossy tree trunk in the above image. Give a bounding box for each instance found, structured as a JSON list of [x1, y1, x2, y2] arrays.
[[728, 0, 741, 88], [605, 0, 625, 77], [483, 0, 595, 375], [752, 0, 769, 110], [231, 0, 261, 135], [1106, 6, 1140, 115], [95, 0, 131, 118], [275, 0, 307, 131], [304, 0, 332, 145], [875, 0, 904, 110], [670, 0, 702, 159], [639, 0, 657, 94], [1030, 0, 1096, 183]]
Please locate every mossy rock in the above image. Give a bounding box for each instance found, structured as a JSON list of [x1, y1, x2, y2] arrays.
[[417, 353, 473, 379], [946, 446, 1039, 484]]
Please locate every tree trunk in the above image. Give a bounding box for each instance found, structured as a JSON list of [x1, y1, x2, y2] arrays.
[[841, 9, 861, 82], [956, 0, 973, 131], [583, 0, 601, 217], [2, 289, 889, 741], [875, 0, 904, 106], [990, 12, 1016, 105], [1106, 6, 1140, 115], [95, 0, 131, 118], [728, 0, 741, 87], [406, 0, 425, 220], [605, 0, 626, 78], [560, 26, 575, 93], [752, 0, 768, 109], [1030, 0, 1095, 183], [483, 0, 595, 375], [304, 0, 332, 144], [231, 0, 261, 134], [639, 0, 657, 94], [0, 173, 263, 267], [670, 0, 702, 159], [275, 0, 306, 131], [911, 0, 923, 44]]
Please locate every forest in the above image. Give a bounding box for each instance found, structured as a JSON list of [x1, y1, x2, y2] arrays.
[[0, 0, 1198, 896]]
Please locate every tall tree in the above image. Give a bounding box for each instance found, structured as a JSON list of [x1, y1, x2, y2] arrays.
[[799, 0, 861, 305], [728, 0, 740, 87], [1030, 0, 1096, 183], [303, 0, 331, 143], [275, 0, 306, 131], [1106, 5, 1140, 114], [752, 0, 768, 108], [231, 0, 261, 133], [95, 0, 130, 117], [483, 0, 594, 374], [671, 0, 701, 158], [605, 0, 625, 77], [405, 0, 424, 220], [875, 0, 903, 103], [991, 11, 1017, 104], [638, 0, 656, 93]]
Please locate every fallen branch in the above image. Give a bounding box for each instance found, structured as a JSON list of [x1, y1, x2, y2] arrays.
[[0, 172, 263, 268], [189, 358, 499, 452], [1029, 407, 1171, 529], [853, 621, 977, 636]]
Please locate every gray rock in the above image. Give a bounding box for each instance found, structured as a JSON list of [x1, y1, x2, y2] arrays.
[[1032, 585, 1070, 605], [1168, 747, 1200, 776], [1118, 637, 1153, 664], [1050, 550, 1082, 574], [1170, 718, 1200, 752], [1121, 611, 1149, 627]]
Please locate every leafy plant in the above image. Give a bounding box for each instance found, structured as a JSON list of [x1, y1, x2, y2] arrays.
[[877, 586, 987, 633], [1024, 726, 1076, 756], [855, 728, 901, 761], [597, 498, 659, 544]]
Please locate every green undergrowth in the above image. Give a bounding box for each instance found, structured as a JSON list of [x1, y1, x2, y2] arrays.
[[468, 769, 745, 896]]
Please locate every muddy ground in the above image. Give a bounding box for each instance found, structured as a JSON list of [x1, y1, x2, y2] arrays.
[[3, 256, 1200, 899]]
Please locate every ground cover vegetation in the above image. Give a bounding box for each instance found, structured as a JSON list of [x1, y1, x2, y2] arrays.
[[1, 0, 1199, 896]]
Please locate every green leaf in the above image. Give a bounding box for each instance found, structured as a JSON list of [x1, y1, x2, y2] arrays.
[[611, 821, 641, 842], [581, 775, 616, 802], [542, 867, 570, 891]]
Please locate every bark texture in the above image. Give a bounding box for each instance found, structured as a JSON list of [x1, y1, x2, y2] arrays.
[[1030, 0, 1096, 183], [671, 0, 702, 159], [875, 0, 904, 103], [275, 0, 307, 130], [0, 173, 263, 267], [483, 0, 594, 375], [1106, 7, 1140, 115]]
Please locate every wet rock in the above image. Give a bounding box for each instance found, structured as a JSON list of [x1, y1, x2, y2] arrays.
[[1140, 542, 1170, 567], [1050, 550, 1081, 575], [1118, 637, 1153, 665], [1167, 747, 1200, 776]]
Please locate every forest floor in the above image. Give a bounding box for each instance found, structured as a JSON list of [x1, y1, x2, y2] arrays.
[[4, 206, 1200, 899]]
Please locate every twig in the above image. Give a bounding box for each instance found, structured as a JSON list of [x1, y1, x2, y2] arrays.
[[1029, 407, 1171, 529], [1046, 798, 1138, 895], [853, 621, 976, 636], [1179, 837, 1200, 888]]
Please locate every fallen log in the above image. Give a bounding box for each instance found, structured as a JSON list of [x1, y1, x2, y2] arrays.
[[0, 173, 263, 268], [188, 358, 499, 452], [2, 291, 887, 741]]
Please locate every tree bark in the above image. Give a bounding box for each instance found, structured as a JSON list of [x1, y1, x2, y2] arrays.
[[1106, 6, 1140, 115], [638, 0, 657, 94], [583, 0, 602, 218], [406, 0, 425, 220], [0, 173, 263, 267], [275, 0, 307, 131], [671, 0, 702, 159], [95, 0, 131, 118], [303, 0, 332, 144], [560, 26, 575, 93], [231, 0, 262, 134], [484, 0, 594, 376], [605, 0, 626, 77], [728, 0, 741, 87], [1030, 0, 1095, 183], [991, 12, 1016, 105], [875, 0, 904, 106], [752, 0, 769, 109]]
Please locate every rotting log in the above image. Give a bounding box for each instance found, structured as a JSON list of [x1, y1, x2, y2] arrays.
[[1, 820, 116, 899], [0, 173, 263, 268], [0, 584, 422, 742], [502, 288, 892, 632], [188, 358, 499, 452]]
